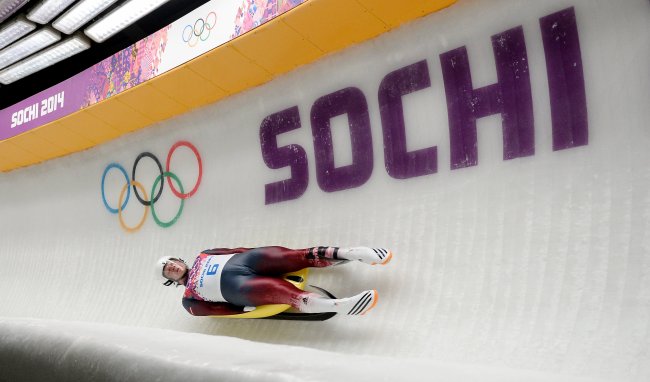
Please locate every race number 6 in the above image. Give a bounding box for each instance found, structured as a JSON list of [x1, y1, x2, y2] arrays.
[[206, 264, 219, 275]]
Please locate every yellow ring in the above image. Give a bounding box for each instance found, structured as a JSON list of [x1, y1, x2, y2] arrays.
[[188, 32, 199, 47], [118, 180, 149, 233]]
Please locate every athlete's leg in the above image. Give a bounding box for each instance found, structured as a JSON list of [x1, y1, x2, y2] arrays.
[[234, 246, 345, 275], [236, 246, 393, 275], [298, 246, 393, 266], [222, 274, 306, 307], [223, 274, 379, 316]]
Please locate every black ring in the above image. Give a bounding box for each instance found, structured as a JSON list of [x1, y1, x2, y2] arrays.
[[193, 18, 205, 36], [132, 152, 164, 206]]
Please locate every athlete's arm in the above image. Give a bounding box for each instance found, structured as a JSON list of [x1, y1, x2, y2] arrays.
[[182, 297, 246, 316], [202, 247, 252, 255]]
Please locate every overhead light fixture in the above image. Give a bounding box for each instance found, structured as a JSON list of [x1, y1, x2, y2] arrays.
[[27, 0, 78, 24], [0, 0, 30, 23], [0, 34, 90, 84], [0, 15, 36, 50], [53, 0, 119, 35], [0, 27, 60, 70], [84, 0, 172, 43]]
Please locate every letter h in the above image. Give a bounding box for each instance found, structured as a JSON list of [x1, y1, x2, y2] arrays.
[[440, 26, 534, 169]]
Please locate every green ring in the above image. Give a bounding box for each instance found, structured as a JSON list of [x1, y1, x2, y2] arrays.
[[151, 171, 184, 228]]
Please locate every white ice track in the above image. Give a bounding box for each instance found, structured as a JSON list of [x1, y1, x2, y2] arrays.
[[0, 0, 648, 381]]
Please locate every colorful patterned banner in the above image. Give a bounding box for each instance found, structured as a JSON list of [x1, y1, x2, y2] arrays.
[[0, 0, 305, 140]]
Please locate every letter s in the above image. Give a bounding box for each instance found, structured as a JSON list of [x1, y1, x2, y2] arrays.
[[260, 106, 308, 205], [11, 112, 17, 128]]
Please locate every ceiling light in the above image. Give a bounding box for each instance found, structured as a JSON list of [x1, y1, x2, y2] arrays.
[[0, 34, 90, 84], [84, 0, 171, 43], [0, 27, 60, 70], [0, 15, 36, 50], [53, 0, 118, 35], [0, 0, 30, 23], [27, 0, 77, 24]]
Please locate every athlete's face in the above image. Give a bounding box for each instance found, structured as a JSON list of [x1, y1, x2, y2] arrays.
[[163, 260, 187, 283]]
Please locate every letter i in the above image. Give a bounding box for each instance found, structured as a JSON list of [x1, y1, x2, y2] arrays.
[[540, 7, 588, 150]]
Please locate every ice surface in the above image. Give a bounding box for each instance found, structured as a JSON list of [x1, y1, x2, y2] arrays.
[[0, 318, 606, 382]]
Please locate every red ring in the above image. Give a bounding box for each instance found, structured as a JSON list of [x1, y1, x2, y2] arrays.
[[166, 141, 202, 199], [205, 11, 217, 30]]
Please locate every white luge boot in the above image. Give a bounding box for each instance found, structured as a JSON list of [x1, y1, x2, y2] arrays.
[[299, 290, 378, 316], [337, 247, 393, 265]]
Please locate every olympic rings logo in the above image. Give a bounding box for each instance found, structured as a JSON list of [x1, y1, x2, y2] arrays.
[[101, 141, 203, 233], [182, 11, 217, 47]]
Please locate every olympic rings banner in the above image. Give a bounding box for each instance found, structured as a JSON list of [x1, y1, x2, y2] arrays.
[[0, 0, 305, 140], [101, 141, 203, 233], [181, 11, 218, 47]]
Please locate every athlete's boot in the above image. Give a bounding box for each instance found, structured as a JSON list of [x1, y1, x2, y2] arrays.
[[299, 290, 379, 316], [337, 247, 393, 265]]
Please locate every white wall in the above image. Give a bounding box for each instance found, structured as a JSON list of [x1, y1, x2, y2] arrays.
[[0, 0, 648, 380]]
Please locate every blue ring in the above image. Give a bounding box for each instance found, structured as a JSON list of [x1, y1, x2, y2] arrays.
[[182, 25, 193, 42], [101, 163, 130, 214]]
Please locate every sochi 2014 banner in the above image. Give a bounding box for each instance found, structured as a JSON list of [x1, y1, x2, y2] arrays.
[[0, 0, 305, 141]]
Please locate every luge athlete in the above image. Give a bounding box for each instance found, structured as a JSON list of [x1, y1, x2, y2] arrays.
[[156, 246, 393, 317]]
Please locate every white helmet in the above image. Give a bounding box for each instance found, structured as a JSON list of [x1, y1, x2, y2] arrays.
[[155, 256, 186, 286]]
